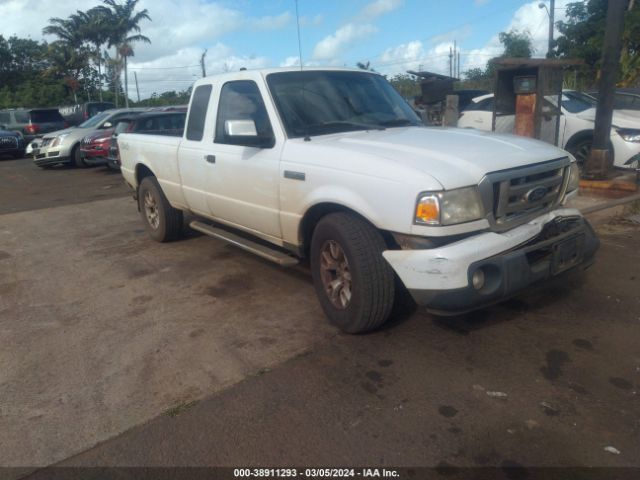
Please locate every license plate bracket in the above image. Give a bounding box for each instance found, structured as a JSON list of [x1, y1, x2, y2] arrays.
[[551, 234, 584, 275]]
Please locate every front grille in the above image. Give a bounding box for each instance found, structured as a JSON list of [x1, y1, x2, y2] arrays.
[[40, 137, 53, 148], [0, 136, 18, 149], [484, 158, 570, 230]]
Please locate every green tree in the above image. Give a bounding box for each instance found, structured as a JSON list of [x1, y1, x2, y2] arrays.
[[460, 29, 534, 90], [498, 30, 534, 58], [78, 7, 112, 101], [387, 73, 420, 98], [555, 0, 640, 87], [100, 0, 151, 108], [42, 14, 91, 102]]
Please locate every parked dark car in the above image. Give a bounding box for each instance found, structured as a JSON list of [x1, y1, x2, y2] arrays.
[[107, 111, 186, 169], [588, 88, 640, 110], [0, 108, 67, 142], [58, 102, 116, 126], [0, 128, 26, 158]]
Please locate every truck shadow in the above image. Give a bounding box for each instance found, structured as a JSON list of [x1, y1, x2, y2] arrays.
[[429, 278, 580, 336]]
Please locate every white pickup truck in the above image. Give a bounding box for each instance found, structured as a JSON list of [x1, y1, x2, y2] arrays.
[[119, 67, 599, 333]]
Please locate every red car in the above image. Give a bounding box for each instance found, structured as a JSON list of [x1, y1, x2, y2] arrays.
[[79, 128, 113, 166]]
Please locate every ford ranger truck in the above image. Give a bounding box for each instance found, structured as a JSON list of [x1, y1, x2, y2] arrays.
[[118, 68, 599, 333]]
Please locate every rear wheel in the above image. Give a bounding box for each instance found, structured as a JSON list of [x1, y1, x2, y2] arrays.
[[310, 212, 395, 334], [138, 176, 183, 242]]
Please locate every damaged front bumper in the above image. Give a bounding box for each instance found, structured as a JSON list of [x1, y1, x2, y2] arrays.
[[382, 208, 599, 314]]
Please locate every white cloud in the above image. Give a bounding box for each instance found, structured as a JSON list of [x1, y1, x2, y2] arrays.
[[280, 56, 300, 67], [360, 0, 404, 21], [127, 43, 269, 99], [312, 23, 378, 61], [430, 25, 473, 45], [250, 12, 292, 31], [300, 14, 324, 27], [375, 0, 572, 80], [311, 0, 402, 62]]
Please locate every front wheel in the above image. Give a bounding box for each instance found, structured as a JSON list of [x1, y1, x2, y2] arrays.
[[72, 144, 86, 168], [138, 176, 183, 242], [310, 212, 395, 334], [568, 138, 592, 172]]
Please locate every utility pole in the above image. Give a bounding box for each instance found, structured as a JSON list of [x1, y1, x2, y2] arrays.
[[457, 50, 461, 79], [200, 49, 208, 78], [449, 46, 453, 77], [585, 0, 627, 178], [548, 0, 555, 57], [134, 71, 141, 103]]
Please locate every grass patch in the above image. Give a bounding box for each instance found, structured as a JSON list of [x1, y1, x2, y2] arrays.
[[164, 400, 198, 417]]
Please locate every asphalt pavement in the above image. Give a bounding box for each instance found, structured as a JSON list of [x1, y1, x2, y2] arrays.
[[1, 156, 638, 479]]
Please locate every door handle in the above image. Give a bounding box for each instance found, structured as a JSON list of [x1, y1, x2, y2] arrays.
[[205, 155, 216, 164]]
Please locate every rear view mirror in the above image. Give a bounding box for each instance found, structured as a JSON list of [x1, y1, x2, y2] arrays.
[[224, 119, 274, 148], [225, 119, 257, 137], [102, 121, 112, 129]]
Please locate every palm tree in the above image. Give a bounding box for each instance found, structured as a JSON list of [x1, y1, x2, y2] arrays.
[[101, 0, 151, 108], [77, 8, 112, 101], [42, 14, 89, 102]]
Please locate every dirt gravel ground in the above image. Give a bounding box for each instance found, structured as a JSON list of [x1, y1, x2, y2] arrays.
[[1, 157, 638, 476]]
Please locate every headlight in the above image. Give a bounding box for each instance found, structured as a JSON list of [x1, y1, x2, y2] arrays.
[[567, 162, 580, 192], [415, 187, 484, 226], [617, 129, 640, 143], [51, 134, 69, 147]]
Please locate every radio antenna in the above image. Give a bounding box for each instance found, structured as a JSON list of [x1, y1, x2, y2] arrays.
[[294, 0, 311, 141], [295, 0, 304, 70]]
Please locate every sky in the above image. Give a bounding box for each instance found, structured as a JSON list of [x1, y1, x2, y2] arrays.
[[0, 0, 573, 100]]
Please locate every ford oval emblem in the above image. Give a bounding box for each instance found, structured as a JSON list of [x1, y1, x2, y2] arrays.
[[525, 186, 548, 203]]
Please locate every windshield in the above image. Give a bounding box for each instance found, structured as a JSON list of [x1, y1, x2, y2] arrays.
[[266, 71, 421, 138], [78, 110, 111, 128], [561, 91, 597, 113]]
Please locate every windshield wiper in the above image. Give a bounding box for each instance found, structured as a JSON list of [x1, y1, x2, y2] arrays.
[[379, 119, 416, 127], [311, 120, 386, 131]]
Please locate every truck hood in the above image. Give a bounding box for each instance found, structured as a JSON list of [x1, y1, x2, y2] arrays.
[[302, 127, 569, 189], [575, 108, 640, 128]]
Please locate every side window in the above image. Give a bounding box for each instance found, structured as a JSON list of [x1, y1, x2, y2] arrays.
[[0, 112, 10, 124], [186, 85, 212, 141], [215, 80, 274, 147]]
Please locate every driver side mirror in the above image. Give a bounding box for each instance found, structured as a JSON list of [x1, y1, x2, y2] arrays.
[[102, 121, 112, 129], [224, 120, 274, 148]]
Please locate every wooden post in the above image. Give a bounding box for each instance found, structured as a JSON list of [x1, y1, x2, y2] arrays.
[[585, 0, 627, 179]]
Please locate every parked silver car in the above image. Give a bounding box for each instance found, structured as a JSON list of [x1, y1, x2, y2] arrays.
[[33, 108, 147, 168]]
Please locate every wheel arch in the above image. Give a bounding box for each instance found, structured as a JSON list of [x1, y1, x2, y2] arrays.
[[565, 129, 594, 151], [135, 163, 156, 187], [298, 202, 393, 258], [565, 129, 615, 160]]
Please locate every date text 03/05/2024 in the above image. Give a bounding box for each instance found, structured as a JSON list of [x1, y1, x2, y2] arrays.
[[233, 468, 400, 478]]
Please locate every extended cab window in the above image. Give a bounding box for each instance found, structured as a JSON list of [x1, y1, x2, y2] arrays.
[[215, 81, 274, 147], [186, 85, 212, 141]]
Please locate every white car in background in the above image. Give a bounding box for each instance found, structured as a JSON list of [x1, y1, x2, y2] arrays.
[[458, 90, 640, 169]]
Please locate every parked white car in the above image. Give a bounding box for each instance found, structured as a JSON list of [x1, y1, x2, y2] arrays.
[[458, 90, 640, 169], [118, 68, 598, 333]]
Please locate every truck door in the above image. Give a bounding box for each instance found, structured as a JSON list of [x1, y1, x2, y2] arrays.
[[178, 84, 215, 216], [207, 80, 282, 239]]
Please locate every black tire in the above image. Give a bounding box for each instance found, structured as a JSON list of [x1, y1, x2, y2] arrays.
[[567, 137, 592, 170], [13, 151, 25, 159], [71, 144, 86, 168], [310, 212, 395, 334], [138, 176, 183, 242]]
